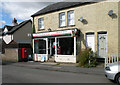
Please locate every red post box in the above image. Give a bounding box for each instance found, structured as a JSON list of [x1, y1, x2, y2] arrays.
[[22, 48, 27, 59]]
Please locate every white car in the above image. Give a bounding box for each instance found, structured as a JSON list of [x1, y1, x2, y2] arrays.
[[105, 63, 120, 84]]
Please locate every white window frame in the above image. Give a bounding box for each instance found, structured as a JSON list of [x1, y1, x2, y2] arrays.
[[59, 12, 66, 27], [38, 17, 44, 30], [67, 10, 74, 26]]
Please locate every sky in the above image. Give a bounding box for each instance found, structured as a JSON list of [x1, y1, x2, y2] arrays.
[[0, 0, 60, 28], [0, 0, 104, 28]]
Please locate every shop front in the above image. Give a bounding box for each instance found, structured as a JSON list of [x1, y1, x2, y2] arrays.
[[32, 28, 80, 63]]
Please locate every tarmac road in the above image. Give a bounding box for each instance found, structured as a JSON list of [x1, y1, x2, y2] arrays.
[[2, 63, 114, 84]]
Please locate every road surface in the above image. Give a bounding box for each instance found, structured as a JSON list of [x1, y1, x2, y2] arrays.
[[2, 64, 114, 83]]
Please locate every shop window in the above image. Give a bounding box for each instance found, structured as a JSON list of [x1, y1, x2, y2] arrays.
[[67, 10, 74, 26], [38, 17, 44, 30], [34, 39, 46, 54], [57, 37, 74, 55], [59, 12, 66, 27]]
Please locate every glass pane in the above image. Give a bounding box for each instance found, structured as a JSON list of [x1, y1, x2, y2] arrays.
[[34, 39, 46, 54], [57, 37, 74, 55], [59, 12, 65, 27], [68, 11, 74, 25], [38, 17, 44, 29]]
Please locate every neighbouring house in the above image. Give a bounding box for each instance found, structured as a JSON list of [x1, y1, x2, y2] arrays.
[[31, 0, 120, 63], [2, 18, 32, 62]]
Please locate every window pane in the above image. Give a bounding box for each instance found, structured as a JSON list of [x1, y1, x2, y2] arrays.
[[59, 12, 65, 27], [68, 11, 74, 26], [57, 37, 74, 55], [38, 17, 44, 29], [61, 20, 65, 26], [34, 39, 46, 54]]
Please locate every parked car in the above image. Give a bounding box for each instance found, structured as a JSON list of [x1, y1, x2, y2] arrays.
[[105, 63, 120, 84]]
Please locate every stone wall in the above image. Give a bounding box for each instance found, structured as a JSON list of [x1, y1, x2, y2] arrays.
[[2, 48, 18, 62]]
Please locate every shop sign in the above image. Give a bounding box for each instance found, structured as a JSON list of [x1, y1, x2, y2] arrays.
[[33, 30, 73, 37]]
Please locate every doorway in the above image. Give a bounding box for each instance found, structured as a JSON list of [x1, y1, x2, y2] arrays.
[[86, 33, 95, 52], [97, 32, 107, 58], [48, 38, 55, 58]]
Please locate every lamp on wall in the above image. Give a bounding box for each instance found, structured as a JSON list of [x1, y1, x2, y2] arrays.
[[108, 10, 117, 19], [48, 28, 51, 32], [78, 17, 88, 24], [108, 10, 113, 16], [78, 17, 84, 22]]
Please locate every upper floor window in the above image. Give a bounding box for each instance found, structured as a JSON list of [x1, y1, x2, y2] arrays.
[[59, 12, 65, 27], [67, 10, 74, 26], [38, 17, 44, 30]]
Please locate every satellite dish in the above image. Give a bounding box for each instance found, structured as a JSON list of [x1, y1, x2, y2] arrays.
[[80, 17, 83, 22], [108, 10, 113, 16]]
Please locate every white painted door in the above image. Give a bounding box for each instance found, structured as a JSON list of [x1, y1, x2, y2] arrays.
[[98, 34, 107, 58], [86, 34, 95, 52]]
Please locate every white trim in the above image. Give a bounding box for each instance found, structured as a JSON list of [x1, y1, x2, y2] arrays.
[[74, 37, 76, 56], [33, 39, 34, 53], [50, 39, 52, 56], [55, 37, 57, 57], [46, 38, 48, 60]]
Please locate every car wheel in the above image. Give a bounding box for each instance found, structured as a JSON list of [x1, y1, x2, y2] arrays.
[[115, 74, 120, 84]]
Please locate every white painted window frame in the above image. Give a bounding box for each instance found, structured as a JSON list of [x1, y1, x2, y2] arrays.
[[59, 12, 66, 27], [67, 10, 74, 26], [38, 17, 44, 30]]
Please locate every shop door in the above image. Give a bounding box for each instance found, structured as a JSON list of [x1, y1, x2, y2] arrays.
[[98, 34, 107, 58], [48, 38, 55, 56], [86, 34, 95, 52]]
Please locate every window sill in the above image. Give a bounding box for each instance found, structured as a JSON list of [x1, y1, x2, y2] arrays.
[[59, 26, 67, 28], [59, 25, 75, 28], [38, 28, 45, 31], [67, 25, 75, 27]]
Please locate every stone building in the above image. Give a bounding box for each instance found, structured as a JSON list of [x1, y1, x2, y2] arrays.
[[31, 0, 120, 63]]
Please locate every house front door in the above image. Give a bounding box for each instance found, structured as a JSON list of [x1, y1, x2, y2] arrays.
[[98, 33, 107, 58], [86, 34, 95, 52]]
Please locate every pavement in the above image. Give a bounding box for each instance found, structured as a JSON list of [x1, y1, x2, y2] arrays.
[[2, 61, 105, 75]]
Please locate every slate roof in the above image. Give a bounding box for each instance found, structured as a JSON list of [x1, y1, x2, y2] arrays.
[[31, 2, 96, 17], [4, 25, 14, 31], [5, 19, 32, 34]]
